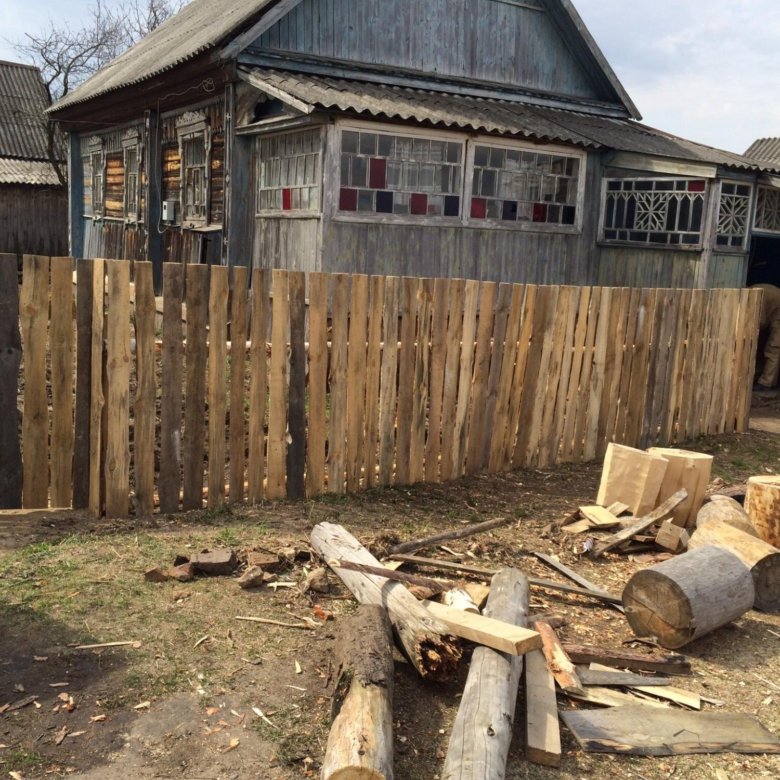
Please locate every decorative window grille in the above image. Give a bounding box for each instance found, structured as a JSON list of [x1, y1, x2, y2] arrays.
[[470, 145, 580, 225], [716, 182, 752, 248], [338, 129, 463, 217], [122, 128, 142, 222], [87, 137, 105, 218], [754, 186, 780, 233], [176, 111, 210, 226], [256, 129, 321, 212], [602, 178, 707, 246]]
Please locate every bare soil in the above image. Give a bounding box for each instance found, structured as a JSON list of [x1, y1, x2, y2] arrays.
[[2, 422, 780, 779]]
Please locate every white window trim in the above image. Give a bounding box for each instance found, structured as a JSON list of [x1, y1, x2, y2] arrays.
[[176, 111, 211, 228], [753, 183, 780, 236], [86, 136, 105, 220], [121, 128, 143, 224], [715, 179, 753, 252]]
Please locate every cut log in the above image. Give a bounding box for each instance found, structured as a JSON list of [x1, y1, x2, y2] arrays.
[[321, 605, 394, 780], [622, 545, 755, 649], [311, 523, 461, 680], [596, 443, 668, 516], [697, 496, 758, 537], [688, 518, 780, 612], [562, 644, 692, 675], [524, 648, 561, 767], [532, 620, 583, 694], [387, 516, 514, 556], [441, 569, 528, 780], [745, 476, 780, 547], [590, 489, 688, 559], [646, 448, 713, 528]]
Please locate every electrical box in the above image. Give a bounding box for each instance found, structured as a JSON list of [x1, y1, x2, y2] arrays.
[[162, 200, 176, 222]]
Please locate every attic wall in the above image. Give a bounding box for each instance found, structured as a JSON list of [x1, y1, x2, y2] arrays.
[[254, 0, 604, 102]]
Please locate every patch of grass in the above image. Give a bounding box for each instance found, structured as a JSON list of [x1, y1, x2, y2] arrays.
[[3, 748, 45, 772], [249, 704, 327, 766]]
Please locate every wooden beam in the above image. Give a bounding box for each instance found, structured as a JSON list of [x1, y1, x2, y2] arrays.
[[562, 643, 692, 676], [524, 648, 561, 767], [533, 552, 624, 612], [533, 621, 583, 694]]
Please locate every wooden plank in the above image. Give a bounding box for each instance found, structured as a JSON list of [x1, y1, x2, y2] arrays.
[[560, 706, 780, 756], [72, 259, 93, 510], [440, 280, 465, 481], [609, 288, 640, 448], [229, 266, 248, 503], [533, 619, 583, 694], [737, 289, 762, 431], [566, 687, 669, 709], [207, 266, 229, 507], [465, 281, 496, 475], [410, 278, 433, 484], [0, 254, 22, 508], [182, 264, 208, 511], [247, 269, 270, 503], [88, 259, 105, 516], [286, 270, 306, 499], [266, 269, 289, 500], [563, 644, 692, 675], [714, 289, 741, 434], [421, 599, 541, 656], [681, 290, 707, 440], [158, 262, 184, 514], [363, 275, 385, 489], [577, 668, 675, 687], [377, 276, 399, 486], [328, 274, 349, 493], [395, 276, 418, 485], [49, 257, 74, 508], [133, 261, 156, 516], [645, 290, 677, 446], [424, 277, 450, 482], [533, 551, 621, 606], [595, 287, 627, 457], [104, 260, 131, 518], [570, 287, 601, 462], [579, 506, 620, 527], [623, 289, 657, 446], [346, 273, 368, 492], [524, 648, 561, 767], [306, 272, 328, 496], [20, 254, 50, 508], [726, 288, 750, 434], [663, 288, 692, 443]]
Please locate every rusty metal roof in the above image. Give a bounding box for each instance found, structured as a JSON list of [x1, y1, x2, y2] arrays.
[[0, 60, 52, 160], [51, 0, 274, 112], [745, 138, 780, 165], [0, 158, 61, 185], [239, 68, 771, 172]]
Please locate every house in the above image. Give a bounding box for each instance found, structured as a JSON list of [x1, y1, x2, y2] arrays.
[[49, 0, 780, 289], [0, 60, 67, 259], [743, 138, 780, 286]]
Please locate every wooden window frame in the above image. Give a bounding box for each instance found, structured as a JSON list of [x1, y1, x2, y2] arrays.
[[715, 180, 753, 251], [121, 128, 143, 224], [86, 136, 105, 220], [754, 184, 780, 235], [176, 111, 211, 228]]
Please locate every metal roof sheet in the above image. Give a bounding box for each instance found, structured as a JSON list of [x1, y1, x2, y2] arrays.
[[239, 68, 771, 172], [745, 138, 780, 165], [0, 60, 52, 160], [0, 158, 61, 185]]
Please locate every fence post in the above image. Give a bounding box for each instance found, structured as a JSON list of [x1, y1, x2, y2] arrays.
[[0, 254, 22, 508]]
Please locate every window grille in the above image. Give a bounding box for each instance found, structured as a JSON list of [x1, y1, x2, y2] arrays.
[[716, 182, 752, 248], [256, 129, 321, 212], [755, 186, 780, 233], [176, 111, 210, 226], [122, 128, 142, 222]]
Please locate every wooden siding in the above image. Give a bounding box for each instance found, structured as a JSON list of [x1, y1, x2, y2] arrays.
[[83, 219, 147, 261], [595, 247, 702, 289], [0, 185, 67, 257], [709, 253, 748, 288], [252, 217, 321, 271], [255, 0, 602, 101]]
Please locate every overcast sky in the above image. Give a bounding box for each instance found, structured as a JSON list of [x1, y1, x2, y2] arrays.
[[2, 0, 779, 155]]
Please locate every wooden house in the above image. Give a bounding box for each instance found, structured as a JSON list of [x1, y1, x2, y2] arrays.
[[49, 0, 780, 289], [743, 138, 780, 285], [0, 60, 67, 259]]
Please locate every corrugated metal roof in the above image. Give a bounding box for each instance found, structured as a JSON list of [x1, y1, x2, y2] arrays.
[[0, 158, 61, 185], [0, 60, 52, 160], [51, 0, 274, 112], [239, 68, 771, 172], [745, 138, 780, 165]]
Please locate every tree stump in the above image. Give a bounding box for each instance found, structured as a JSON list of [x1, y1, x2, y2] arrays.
[[696, 496, 758, 537], [646, 448, 713, 528], [688, 519, 780, 612], [622, 546, 755, 648], [745, 476, 780, 547], [321, 605, 394, 780]]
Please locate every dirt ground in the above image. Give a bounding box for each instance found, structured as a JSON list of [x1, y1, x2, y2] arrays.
[[2, 411, 780, 779]]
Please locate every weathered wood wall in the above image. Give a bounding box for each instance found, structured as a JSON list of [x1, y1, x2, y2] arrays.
[[252, 217, 321, 271], [0, 186, 67, 258]]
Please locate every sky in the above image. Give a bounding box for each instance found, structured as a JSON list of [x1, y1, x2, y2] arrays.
[[1, 0, 779, 155]]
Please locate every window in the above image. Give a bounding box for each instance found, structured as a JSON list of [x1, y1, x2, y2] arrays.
[[176, 111, 210, 226], [755, 186, 780, 234], [122, 128, 142, 222], [716, 182, 752, 248], [470, 144, 579, 225], [338, 129, 463, 217], [602, 178, 707, 246], [256, 129, 321, 212], [86, 137, 105, 218]]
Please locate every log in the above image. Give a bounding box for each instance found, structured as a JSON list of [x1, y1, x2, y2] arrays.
[[745, 476, 780, 547], [533, 621, 583, 694], [646, 448, 713, 528], [688, 519, 780, 612], [622, 545, 755, 649], [441, 569, 528, 780], [697, 495, 758, 537], [321, 605, 394, 780], [596, 443, 668, 516], [311, 523, 461, 680], [336, 559, 449, 594], [387, 516, 514, 556]]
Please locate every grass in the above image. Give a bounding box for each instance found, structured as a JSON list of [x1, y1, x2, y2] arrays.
[[3, 748, 45, 772]]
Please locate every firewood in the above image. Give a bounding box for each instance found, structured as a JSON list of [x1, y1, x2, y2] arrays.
[[646, 448, 712, 528], [532, 621, 583, 694], [562, 643, 692, 675], [745, 476, 780, 547], [387, 516, 514, 556], [596, 443, 668, 516], [697, 496, 758, 536], [654, 520, 689, 553]]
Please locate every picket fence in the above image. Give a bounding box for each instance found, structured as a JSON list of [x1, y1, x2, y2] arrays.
[[5, 254, 761, 517]]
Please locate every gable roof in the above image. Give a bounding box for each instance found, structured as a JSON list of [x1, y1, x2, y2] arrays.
[[745, 138, 780, 165], [0, 60, 52, 160]]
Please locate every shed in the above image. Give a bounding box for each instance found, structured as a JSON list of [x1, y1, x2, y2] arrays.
[[49, 0, 780, 289]]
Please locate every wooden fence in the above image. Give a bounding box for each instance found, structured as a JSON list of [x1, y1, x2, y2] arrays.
[[2, 254, 762, 517]]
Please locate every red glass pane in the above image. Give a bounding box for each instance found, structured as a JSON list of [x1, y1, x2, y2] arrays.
[[410, 193, 428, 215], [369, 158, 387, 189], [470, 198, 487, 218], [339, 188, 358, 211], [688, 180, 706, 192], [282, 188, 292, 210], [532, 203, 547, 222]]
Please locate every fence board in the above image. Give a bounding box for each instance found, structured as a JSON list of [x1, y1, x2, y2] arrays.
[[229, 266, 248, 503], [440, 280, 466, 481], [287, 270, 306, 499], [378, 276, 400, 486], [612, 289, 641, 446], [364, 275, 385, 488], [159, 262, 184, 514], [73, 260, 93, 509], [561, 286, 592, 462], [737, 289, 761, 431], [581, 286, 608, 463], [410, 278, 433, 484], [329, 274, 350, 493], [207, 266, 229, 506], [88, 259, 106, 516], [134, 261, 156, 516], [346, 274, 368, 491], [395, 276, 418, 485], [183, 264, 208, 510], [425, 277, 449, 482], [0, 254, 22, 508], [306, 273, 328, 496], [248, 269, 270, 502], [452, 279, 479, 477], [664, 288, 692, 443]]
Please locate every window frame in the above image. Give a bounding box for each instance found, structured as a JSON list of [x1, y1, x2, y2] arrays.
[[753, 184, 780, 235], [121, 128, 143, 224], [86, 136, 105, 220], [176, 111, 211, 228], [715, 179, 753, 251]]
